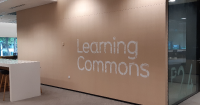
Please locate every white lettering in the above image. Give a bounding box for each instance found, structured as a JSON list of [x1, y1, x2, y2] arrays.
[[129, 63, 139, 76], [118, 62, 128, 75], [85, 60, 92, 71], [77, 37, 150, 78], [83, 42, 90, 53], [93, 60, 104, 72], [140, 63, 150, 78], [77, 39, 83, 53], [90, 42, 99, 53], [99, 42, 112, 53], [105, 61, 117, 74], [127, 41, 138, 60], [117, 41, 126, 54], [77, 56, 84, 70], [113, 37, 116, 54]]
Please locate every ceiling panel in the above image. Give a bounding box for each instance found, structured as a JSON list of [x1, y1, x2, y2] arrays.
[[0, 0, 57, 23], [0, 0, 56, 15]]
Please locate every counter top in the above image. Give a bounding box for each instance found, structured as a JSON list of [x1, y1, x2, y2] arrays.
[[0, 59, 37, 64]]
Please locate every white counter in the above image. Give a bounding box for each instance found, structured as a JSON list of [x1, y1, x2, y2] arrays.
[[0, 59, 41, 102]]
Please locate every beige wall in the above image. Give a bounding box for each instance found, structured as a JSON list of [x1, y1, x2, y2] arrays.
[[17, 0, 168, 105]]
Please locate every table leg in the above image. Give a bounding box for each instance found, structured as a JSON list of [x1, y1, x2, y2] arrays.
[[3, 75, 7, 101], [0, 75, 4, 92]]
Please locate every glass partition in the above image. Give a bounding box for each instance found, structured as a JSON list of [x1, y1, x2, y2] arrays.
[[0, 37, 17, 56], [168, 1, 199, 105]]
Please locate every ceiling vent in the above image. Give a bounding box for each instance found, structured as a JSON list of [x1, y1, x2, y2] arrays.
[[8, 12, 16, 15], [10, 4, 25, 9]]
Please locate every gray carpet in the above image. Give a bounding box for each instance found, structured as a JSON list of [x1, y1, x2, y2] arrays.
[[0, 85, 132, 105]]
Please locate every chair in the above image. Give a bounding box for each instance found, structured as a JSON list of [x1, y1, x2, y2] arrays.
[[0, 70, 9, 101]]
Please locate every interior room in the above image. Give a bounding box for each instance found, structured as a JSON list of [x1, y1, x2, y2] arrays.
[[0, 0, 200, 105]]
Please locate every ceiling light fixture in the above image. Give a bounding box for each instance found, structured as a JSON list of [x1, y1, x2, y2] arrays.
[[181, 18, 186, 20], [0, 0, 7, 4], [169, 0, 175, 2]]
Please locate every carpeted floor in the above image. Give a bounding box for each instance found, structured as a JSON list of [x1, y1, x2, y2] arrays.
[[0, 85, 132, 105]]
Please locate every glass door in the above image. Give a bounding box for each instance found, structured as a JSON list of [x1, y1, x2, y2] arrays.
[[168, 0, 199, 105]]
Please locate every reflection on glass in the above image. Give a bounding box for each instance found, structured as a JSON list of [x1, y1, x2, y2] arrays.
[[168, 1, 199, 105], [0, 37, 17, 56]]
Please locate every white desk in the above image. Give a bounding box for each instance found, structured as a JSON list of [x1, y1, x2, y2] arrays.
[[0, 59, 41, 102]]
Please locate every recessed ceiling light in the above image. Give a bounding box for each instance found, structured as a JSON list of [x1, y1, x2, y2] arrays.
[[169, 0, 175, 2], [0, 0, 7, 4], [181, 18, 186, 20]]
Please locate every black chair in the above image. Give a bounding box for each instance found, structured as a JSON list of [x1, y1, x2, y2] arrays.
[[0, 70, 9, 101]]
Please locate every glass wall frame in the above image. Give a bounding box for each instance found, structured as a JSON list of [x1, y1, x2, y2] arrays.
[[168, 0, 200, 105]]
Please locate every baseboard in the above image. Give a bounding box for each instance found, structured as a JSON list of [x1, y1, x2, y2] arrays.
[[41, 84, 140, 105]]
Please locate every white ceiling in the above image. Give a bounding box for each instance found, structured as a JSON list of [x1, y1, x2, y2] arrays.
[[0, 0, 197, 23], [0, 0, 57, 15], [0, 0, 57, 23]]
